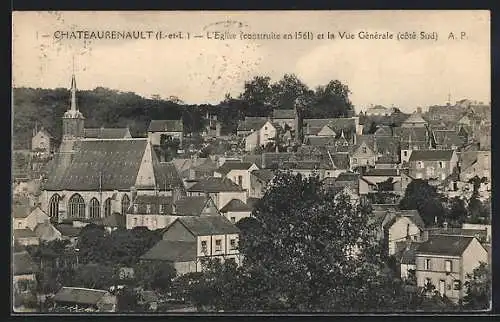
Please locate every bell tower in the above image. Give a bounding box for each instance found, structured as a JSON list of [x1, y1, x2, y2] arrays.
[[62, 63, 85, 141]]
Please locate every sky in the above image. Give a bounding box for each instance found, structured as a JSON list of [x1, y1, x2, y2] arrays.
[[12, 11, 490, 112]]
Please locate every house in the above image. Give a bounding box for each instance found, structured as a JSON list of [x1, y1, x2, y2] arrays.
[[385, 210, 425, 255], [204, 112, 222, 138], [272, 109, 297, 130], [13, 251, 39, 294], [33, 221, 63, 242], [396, 127, 432, 163], [13, 229, 39, 246], [459, 150, 490, 183], [349, 138, 377, 170], [280, 161, 335, 181], [359, 168, 403, 196], [408, 150, 458, 181], [237, 117, 269, 136], [147, 119, 184, 147], [186, 177, 247, 210], [219, 199, 252, 224], [431, 130, 466, 150], [52, 287, 117, 312], [394, 241, 421, 280], [415, 235, 488, 302], [423, 226, 489, 244], [13, 205, 50, 231], [32, 127, 53, 153], [126, 194, 219, 230], [302, 117, 361, 140], [334, 172, 360, 191], [173, 157, 218, 180], [214, 161, 259, 191], [249, 169, 275, 198], [401, 111, 428, 128], [242, 120, 277, 152], [365, 105, 393, 116], [140, 216, 241, 274], [83, 127, 132, 140]]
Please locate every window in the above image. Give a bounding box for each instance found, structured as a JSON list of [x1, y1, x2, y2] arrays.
[[18, 222, 22, 229], [201, 241, 207, 253], [445, 260, 452, 273], [153, 218, 157, 227], [403, 151, 408, 157], [453, 280, 461, 290], [353, 158, 357, 164], [418, 161, 424, 169], [159, 204, 163, 214], [264, 126, 268, 130], [230, 217, 236, 223], [48, 194, 60, 220], [89, 198, 100, 219], [133, 204, 138, 213], [146, 204, 151, 214], [238, 176, 243, 187], [68, 194, 85, 219], [425, 277, 432, 285], [425, 259, 431, 270], [133, 217, 138, 226], [362, 147, 367, 153], [215, 239, 222, 251], [230, 239, 237, 250], [121, 194, 130, 215], [104, 198, 112, 217], [439, 161, 444, 169]]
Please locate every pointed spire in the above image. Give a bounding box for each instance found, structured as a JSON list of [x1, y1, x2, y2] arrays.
[[70, 73, 77, 112]]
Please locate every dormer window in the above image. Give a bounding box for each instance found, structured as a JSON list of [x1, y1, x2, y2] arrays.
[[133, 204, 138, 213], [362, 147, 367, 153]]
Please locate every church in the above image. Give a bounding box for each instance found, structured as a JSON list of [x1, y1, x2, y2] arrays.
[[40, 74, 184, 223]]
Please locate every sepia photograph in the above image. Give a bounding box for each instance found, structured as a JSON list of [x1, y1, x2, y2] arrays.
[[11, 10, 491, 313]]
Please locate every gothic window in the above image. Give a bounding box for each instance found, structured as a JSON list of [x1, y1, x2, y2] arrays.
[[121, 194, 130, 215], [48, 194, 60, 220], [104, 198, 112, 217], [68, 194, 85, 219], [89, 198, 100, 219]]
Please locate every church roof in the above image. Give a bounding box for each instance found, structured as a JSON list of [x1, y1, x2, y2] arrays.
[[44, 139, 148, 191], [83, 128, 130, 139]]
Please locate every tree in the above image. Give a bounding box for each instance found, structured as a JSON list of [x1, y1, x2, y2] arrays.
[[116, 287, 141, 312], [192, 172, 417, 312], [238, 76, 273, 107], [311, 80, 354, 118], [134, 261, 177, 292], [445, 197, 468, 227], [77, 224, 108, 264], [269, 74, 313, 111], [399, 179, 446, 226], [73, 263, 117, 290], [463, 262, 491, 311]]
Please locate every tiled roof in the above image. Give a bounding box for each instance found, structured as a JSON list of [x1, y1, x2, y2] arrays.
[[273, 109, 296, 119], [394, 242, 421, 264], [33, 222, 61, 240], [399, 210, 425, 229], [130, 195, 174, 214], [12, 203, 31, 219], [242, 155, 263, 168], [13, 251, 39, 275], [394, 127, 428, 143], [363, 168, 400, 177], [55, 223, 83, 237], [83, 128, 130, 139], [216, 161, 255, 176], [53, 287, 109, 305], [416, 235, 475, 256], [237, 117, 269, 132], [174, 196, 212, 216], [176, 215, 240, 236], [262, 152, 295, 168], [330, 153, 350, 170], [154, 162, 185, 191], [432, 130, 466, 148], [220, 199, 251, 213], [336, 172, 360, 182], [172, 158, 210, 174], [140, 240, 197, 262], [14, 229, 38, 239], [305, 136, 337, 146], [44, 139, 149, 191], [426, 228, 488, 241], [402, 113, 428, 125], [409, 150, 454, 162], [187, 177, 244, 192], [148, 120, 183, 132], [303, 118, 356, 136], [251, 169, 275, 183]]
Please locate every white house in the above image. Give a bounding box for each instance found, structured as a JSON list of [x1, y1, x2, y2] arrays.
[[214, 161, 259, 191], [13, 205, 50, 231]]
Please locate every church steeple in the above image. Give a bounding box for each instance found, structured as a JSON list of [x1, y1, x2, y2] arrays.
[[62, 61, 85, 141], [70, 74, 77, 112]]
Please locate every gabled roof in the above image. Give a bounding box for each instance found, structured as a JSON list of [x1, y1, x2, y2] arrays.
[[305, 136, 337, 146], [251, 169, 275, 183], [220, 199, 251, 213], [273, 109, 296, 119], [154, 162, 185, 191], [402, 113, 428, 125], [336, 172, 360, 182], [44, 139, 149, 191], [13, 251, 39, 275], [303, 118, 356, 136], [14, 228, 38, 239], [409, 150, 455, 162], [416, 235, 476, 257], [84, 127, 130, 139], [53, 287, 109, 305], [33, 221, 61, 240], [216, 161, 255, 176], [174, 196, 214, 216], [394, 127, 428, 143], [394, 242, 421, 265], [187, 177, 244, 193], [148, 120, 183, 132], [173, 215, 240, 236], [432, 130, 466, 148], [55, 223, 83, 237], [330, 153, 350, 170], [426, 228, 488, 242], [237, 117, 269, 132], [130, 195, 174, 214], [140, 240, 197, 262], [12, 203, 31, 219], [172, 158, 210, 173]]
